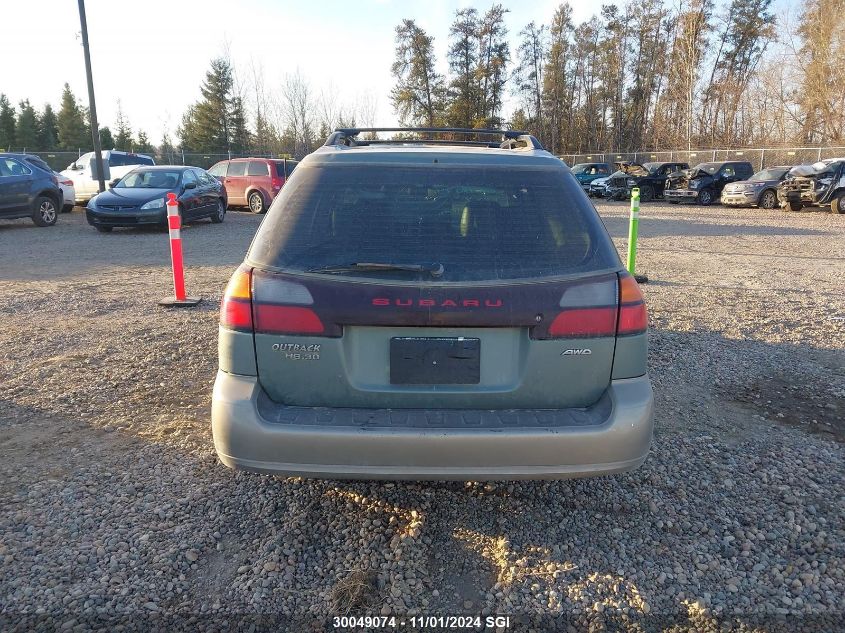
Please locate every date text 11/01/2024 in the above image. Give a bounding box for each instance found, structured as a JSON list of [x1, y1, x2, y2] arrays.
[[332, 615, 513, 629]]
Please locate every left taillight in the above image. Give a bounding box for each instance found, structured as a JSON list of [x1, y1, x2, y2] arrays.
[[220, 265, 253, 331], [251, 270, 326, 336]]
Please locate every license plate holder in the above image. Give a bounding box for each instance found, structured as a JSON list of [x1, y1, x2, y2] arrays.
[[390, 337, 480, 385]]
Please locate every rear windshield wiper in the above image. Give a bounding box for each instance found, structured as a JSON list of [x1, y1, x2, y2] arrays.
[[306, 262, 445, 277]]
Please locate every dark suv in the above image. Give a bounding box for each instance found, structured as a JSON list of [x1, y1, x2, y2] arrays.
[[0, 153, 62, 226], [605, 162, 690, 202], [664, 161, 754, 206], [209, 158, 298, 213], [212, 127, 654, 480]]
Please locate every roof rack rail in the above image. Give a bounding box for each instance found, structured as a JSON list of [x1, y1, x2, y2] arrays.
[[324, 127, 544, 151]]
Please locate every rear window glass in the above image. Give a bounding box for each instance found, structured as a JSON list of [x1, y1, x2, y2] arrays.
[[227, 162, 247, 177], [249, 164, 620, 282], [25, 156, 52, 173], [247, 160, 269, 176], [274, 161, 298, 177], [208, 162, 227, 177]]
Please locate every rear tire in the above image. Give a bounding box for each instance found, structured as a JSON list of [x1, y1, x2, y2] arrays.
[[95, 225, 113, 233], [31, 196, 58, 226], [639, 184, 654, 202], [248, 191, 266, 214], [669, 199, 679, 204], [831, 192, 845, 214], [62, 204, 74, 213], [211, 199, 226, 223], [787, 200, 802, 212], [759, 189, 778, 210], [697, 188, 714, 206]]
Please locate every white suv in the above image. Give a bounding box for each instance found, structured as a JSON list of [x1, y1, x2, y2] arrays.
[[61, 150, 155, 203]]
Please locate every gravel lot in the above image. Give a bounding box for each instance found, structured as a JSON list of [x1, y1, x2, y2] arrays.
[[1, 202, 843, 632]]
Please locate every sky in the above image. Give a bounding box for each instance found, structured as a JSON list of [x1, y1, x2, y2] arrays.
[[2, 0, 600, 145]]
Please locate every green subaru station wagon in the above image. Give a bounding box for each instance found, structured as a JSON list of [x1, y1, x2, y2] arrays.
[[212, 127, 653, 480]]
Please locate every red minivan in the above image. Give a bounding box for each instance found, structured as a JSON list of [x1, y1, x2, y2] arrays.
[[208, 158, 298, 213]]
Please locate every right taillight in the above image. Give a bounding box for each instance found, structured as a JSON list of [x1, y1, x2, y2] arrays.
[[537, 273, 648, 339], [617, 273, 647, 335], [542, 277, 618, 339], [220, 265, 253, 331]]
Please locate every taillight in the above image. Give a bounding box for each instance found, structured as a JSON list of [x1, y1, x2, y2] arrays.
[[548, 307, 617, 337], [542, 277, 618, 339], [617, 273, 647, 335], [271, 176, 284, 191], [220, 266, 253, 331], [539, 273, 648, 339], [61, 179, 74, 186], [252, 271, 325, 335]]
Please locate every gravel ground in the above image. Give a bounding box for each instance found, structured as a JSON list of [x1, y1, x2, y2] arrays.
[[0, 202, 843, 632]]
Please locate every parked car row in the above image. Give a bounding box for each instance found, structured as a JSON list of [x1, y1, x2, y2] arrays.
[[0, 150, 298, 230], [579, 157, 845, 213], [0, 153, 64, 226]]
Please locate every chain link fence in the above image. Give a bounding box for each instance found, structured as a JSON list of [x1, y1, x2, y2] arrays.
[[2, 149, 283, 172], [8, 145, 844, 173], [560, 147, 845, 170]]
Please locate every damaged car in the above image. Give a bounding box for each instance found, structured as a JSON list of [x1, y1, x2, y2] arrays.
[[777, 159, 845, 214], [721, 166, 791, 209], [664, 161, 754, 206], [571, 162, 612, 192], [604, 161, 689, 202], [587, 175, 610, 198]]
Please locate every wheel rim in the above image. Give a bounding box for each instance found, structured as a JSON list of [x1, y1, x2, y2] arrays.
[[40, 201, 56, 223], [762, 191, 776, 208], [249, 194, 262, 212], [218, 201, 225, 220], [701, 191, 711, 204]]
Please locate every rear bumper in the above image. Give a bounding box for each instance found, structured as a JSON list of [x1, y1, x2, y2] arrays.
[[211, 371, 654, 480]]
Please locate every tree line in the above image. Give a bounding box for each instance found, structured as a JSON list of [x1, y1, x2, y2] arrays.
[[390, 0, 845, 153], [0, 85, 155, 155], [4, 0, 841, 161]]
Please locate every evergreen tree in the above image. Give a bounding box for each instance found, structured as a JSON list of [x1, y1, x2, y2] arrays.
[[795, 0, 844, 144], [159, 132, 176, 164], [229, 96, 251, 153], [37, 103, 59, 150], [114, 101, 133, 150], [542, 3, 575, 153], [446, 8, 481, 127], [513, 22, 547, 137], [57, 84, 88, 150], [476, 4, 510, 127], [181, 58, 236, 152], [99, 126, 114, 150], [390, 19, 446, 126], [15, 100, 39, 150], [0, 95, 16, 150], [135, 130, 155, 155], [177, 106, 199, 151]]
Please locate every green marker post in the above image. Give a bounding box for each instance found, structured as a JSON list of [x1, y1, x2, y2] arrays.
[[626, 187, 648, 283]]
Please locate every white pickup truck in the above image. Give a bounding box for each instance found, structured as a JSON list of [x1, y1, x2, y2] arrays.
[[61, 150, 155, 203]]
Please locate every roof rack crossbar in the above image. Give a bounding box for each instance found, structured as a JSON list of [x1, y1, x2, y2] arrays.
[[324, 127, 544, 150], [348, 138, 502, 148]]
